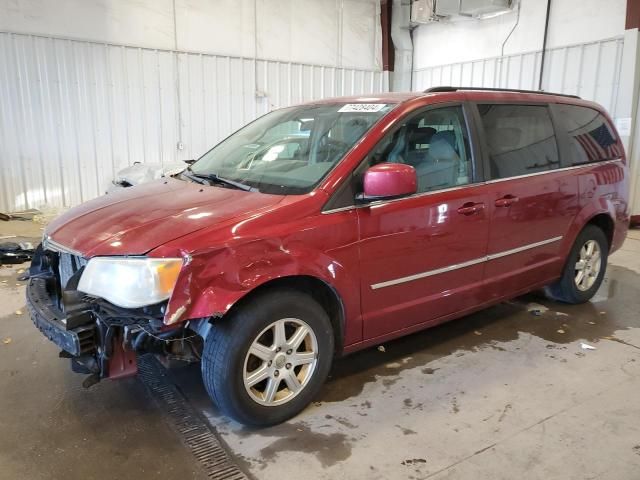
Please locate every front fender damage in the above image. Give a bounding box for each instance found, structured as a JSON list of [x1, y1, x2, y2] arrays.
[[163, 239, 348, 328]]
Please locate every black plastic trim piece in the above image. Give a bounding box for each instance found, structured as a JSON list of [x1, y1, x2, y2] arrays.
[[26, 277, 95, 356]]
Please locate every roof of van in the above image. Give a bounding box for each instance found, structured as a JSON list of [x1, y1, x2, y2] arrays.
[[306, 87, 602, 110]]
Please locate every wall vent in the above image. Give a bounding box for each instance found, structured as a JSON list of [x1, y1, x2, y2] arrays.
[[410, 0, 437, 24], [422, 0, 513, 20]]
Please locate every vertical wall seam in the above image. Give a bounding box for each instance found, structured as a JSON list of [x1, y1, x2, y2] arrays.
[[51, 39, 68, 206], [87, 44, 102, 196], [0, 36, 13, 210], [593, 41, 603, 101], [610, 39, 624, 118], [120, 45, 132, 167], [11, 33, 31, 208], [156, 50, 165, 165], [103, 44, 116, 180], [68, 40, 85, 202], [31, 36, 49, 204], [138, 48, 148, 164]]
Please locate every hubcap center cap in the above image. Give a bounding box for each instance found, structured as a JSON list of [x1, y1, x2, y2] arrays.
[[274, 353, 287, 369]]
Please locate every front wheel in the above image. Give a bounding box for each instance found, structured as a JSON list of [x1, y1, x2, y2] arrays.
[[201, 289, 334, 426], [545, 224, 608, 304]]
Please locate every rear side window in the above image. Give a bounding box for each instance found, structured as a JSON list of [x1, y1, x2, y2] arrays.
[[478, 104, 559, 180], [554, 104, 623, 165]]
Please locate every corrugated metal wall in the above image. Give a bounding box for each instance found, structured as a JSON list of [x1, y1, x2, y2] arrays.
[[413, 37, 624, 115], [0, 32, 389, 212]]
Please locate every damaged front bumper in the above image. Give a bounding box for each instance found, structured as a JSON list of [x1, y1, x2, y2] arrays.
[[26, 276, 95, 357], [25, 244, 200, 385]]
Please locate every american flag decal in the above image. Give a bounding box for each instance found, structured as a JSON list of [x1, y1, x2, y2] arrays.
[[575, 123, 622, 162]]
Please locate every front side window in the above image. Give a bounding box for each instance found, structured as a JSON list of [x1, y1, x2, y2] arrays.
[[189, 103, 394, 195], [366, 105, 473, 193], [554, 104, 622, 165], [478, 104, 559, 179]]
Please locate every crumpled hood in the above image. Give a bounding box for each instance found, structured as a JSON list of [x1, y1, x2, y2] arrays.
[[46, 178, 284, 257]]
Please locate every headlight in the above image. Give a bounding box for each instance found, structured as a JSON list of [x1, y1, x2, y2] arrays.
[[78, 257, 183, 308]]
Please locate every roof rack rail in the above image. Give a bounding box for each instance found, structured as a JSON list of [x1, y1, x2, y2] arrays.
[[424, 86, 581, 99]]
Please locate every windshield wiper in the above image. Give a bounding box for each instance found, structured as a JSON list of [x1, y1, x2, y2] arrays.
[[181, 170, 207, 184], [189, 171, 254, 192]]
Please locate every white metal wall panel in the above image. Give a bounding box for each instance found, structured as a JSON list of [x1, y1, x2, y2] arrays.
[[0, 32, 388, 212], [413, 37, 624, 115]]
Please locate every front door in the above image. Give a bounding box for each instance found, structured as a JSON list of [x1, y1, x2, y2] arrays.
[[475, 103, 579, 299], [357, 104, 491, 340]]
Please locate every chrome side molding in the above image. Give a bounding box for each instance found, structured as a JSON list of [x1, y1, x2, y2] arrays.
[[371, 236, 563, 290]]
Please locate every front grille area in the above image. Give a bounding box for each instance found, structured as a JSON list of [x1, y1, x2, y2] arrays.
[[42, 235, 88, 289], [58, 252, 88, 288]]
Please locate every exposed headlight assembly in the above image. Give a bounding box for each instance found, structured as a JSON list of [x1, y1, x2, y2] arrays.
[[77, 257, 183, 308]]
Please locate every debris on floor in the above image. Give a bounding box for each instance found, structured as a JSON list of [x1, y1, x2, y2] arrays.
[[401, 458, 427, 466], [378, 345, 386, 352], [0, 209, 41, 221], [2, 338, 11, 345], [557, 329, 566, 334], [580, 343, 597, 350], [0, 242, 35, 265], [1, 206, 63, 226], [527, 302, 549, 316]]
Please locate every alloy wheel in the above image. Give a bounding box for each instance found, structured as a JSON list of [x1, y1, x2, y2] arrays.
[[243, 318, 318, 406], [574, 239, 602, 291]]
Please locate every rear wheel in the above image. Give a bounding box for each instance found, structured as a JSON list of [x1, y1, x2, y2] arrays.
[[201, 289, 334, 426], [545, 224, 608, 304]]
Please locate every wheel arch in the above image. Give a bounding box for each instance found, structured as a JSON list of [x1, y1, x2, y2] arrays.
[[567, 200, 617, 255], [585, 212, 614, 250], [218, 275, 346, 355]]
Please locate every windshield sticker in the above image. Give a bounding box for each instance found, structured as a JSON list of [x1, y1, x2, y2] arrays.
[[338, 103, 387, 113]]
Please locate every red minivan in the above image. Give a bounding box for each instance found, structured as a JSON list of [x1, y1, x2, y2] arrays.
[[27, 87, 629, 426]]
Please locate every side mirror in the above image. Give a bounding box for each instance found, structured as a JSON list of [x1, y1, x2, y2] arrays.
[[361, 163, 417, 201]]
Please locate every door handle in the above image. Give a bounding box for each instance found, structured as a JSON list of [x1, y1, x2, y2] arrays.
[[457, 202, 485, 216], [495, 195, 519, 207]]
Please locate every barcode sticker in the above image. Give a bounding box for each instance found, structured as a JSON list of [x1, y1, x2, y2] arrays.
[[338, 103, 387, 113]]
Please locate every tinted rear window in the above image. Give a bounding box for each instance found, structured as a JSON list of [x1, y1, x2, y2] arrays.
[[554, 104, 623, 165], [478, 104, 559, 180]]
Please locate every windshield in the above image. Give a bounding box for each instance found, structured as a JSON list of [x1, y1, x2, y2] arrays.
[[188, 103, 394, 194]]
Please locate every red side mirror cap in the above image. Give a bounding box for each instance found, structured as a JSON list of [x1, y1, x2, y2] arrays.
[[363, 163, 417, 200]]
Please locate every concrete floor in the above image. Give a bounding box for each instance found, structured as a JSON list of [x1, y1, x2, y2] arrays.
[[1, 220, 640, 479]]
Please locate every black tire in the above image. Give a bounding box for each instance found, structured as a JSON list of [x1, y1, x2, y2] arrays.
[[201, 288, 334, 427], [545, 224, 608, 304]]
